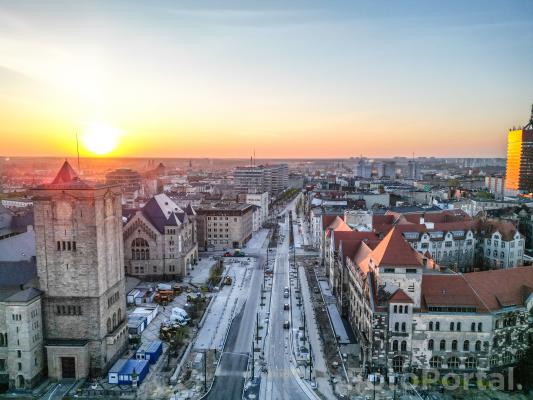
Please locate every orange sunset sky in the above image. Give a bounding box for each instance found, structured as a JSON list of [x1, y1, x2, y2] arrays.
[[1, 1, 532, 158]]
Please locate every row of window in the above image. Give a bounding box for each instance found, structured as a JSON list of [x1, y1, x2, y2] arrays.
[[429, 355, 477, 369], [428, 321, 483, 332], [208, 234, 230, 238], [108, 291, 120, 308], [394, 322, 407, 332], [56, 241, 77, 251], [207, 216, 237, 221], [392, 305, 409, 314], [428, 339, 486, 352], [56, 305, 82, 315]]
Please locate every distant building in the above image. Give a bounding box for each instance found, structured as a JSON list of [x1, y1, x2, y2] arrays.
[[0, 205, 35, 262], [407, 160, 418, 179], [106, 168, 142, 207], [233, 164, 288, 197], [504, 105, 533, 196], [196, 203, 254, 250], [356, 159, 372, 178], [485, 175, 505, 199]]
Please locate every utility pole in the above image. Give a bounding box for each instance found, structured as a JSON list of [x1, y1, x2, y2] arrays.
[[256, 312, 259, 344], [204, 349, 207, 393], [309, 342, 313, 381], [251, 340, 255, 381]]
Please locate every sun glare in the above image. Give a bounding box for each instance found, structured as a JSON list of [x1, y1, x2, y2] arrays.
[[81, 122, 121, 155]]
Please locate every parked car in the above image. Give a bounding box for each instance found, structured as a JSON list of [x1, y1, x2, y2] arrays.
[[284, 303, 290, 310], [283, 321, 290, 329], [284, 292, 289, 298]]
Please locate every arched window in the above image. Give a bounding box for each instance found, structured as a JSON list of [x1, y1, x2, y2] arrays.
[[401, 322, 406, 332], [393, 305, 397, 313], [0, 334, 3, 347], [471, 322, 475, 331], [477, 322, 482, 332], [450, 322, 454, 331], [394, 322, 399, 332], [475, 340, 481, 351], [429, 356, 442, 368], [401, 341, 407, 351], [399, 305, 403, 313], [465, 356, 477, 369], [118, 308, 122, 323], [107, 318, 111, 333], [436, 322, 440, 331], [112, 312, 117, 329], [131, 238, 150, 260], [392, 340, 398, 351], [448, 356, 460, 369], [440, 340, 446, 351], [457, 322, 461, 331], [463, 340, 470, 352], [452, 340, 458, 351], [429, 321, 433, 331], [428, 339, 434, 350]]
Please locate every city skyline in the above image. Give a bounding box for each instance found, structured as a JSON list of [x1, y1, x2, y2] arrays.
[[1, 0, 532, 158]]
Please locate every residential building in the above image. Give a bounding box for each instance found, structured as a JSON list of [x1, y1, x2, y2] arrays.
[[504, 105, 533, 196], [243, 191, 269, 227], [122, 194, 198, 279], [196, 203, 254, 250], [485, 175, 505, 200]]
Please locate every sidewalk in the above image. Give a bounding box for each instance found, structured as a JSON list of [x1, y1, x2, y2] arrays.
[[297, 264, 336, 400]]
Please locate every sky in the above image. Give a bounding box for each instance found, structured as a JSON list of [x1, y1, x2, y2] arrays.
[[0, 0, 532, 159]]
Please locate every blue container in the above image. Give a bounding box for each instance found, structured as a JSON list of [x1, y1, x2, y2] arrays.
[[136, 340, 163, 364], [117, 359, 150, 385]]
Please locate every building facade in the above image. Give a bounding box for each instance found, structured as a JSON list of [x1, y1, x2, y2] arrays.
[[31, 161, 128, 379], [234, 164, 288, 197], [196, 203, 253, 250], [123, 194, 198, 279], [504, 105, 533, 196]]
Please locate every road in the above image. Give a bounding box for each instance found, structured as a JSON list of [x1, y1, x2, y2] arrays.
[[205, 252, 265, 400], [262, 209, 309, 400]]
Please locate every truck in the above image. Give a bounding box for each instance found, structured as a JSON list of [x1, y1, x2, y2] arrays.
[[154, 290, 174, 304], [223, 276, 232, 286]]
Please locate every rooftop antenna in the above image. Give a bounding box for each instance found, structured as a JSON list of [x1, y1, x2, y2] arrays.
[[75, 131, 80, 173]]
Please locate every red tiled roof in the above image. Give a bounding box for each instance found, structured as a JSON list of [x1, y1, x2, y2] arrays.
[[421, 275, 487, 312], [327, 216, 352, 232], [389, 288, 414, 304], [322, 215, 338, 230], [332, 230, 378, 251], [368, 227, 423, 267], [463, 266, 533, 311]]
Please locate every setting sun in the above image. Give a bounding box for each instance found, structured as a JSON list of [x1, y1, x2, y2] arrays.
[[81, 122, 121, 155]]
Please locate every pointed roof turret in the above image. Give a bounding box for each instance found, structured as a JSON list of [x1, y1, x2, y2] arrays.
[[52, 160, 78, 184], [369, 227, 422, 267]]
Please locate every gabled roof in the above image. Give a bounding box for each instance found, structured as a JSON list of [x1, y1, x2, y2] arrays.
[[184, 203, 196, 216], [327, 216, 352, 232], [141, 194, 185, 233], [369, 227, 423, 267], [389, 288, 413, 304]]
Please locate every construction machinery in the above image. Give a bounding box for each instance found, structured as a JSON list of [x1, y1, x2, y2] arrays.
[[223, 275, 232, 286]]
